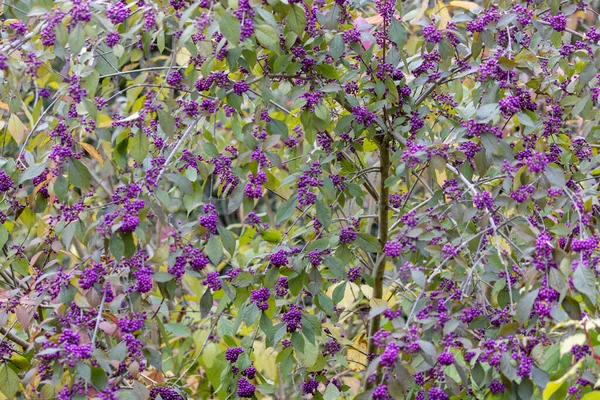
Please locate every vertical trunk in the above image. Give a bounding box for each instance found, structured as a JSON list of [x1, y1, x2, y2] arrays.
[[366, 135, 390, 387]]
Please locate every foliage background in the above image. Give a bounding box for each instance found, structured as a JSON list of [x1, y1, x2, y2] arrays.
[[2, 0, 600, 399]]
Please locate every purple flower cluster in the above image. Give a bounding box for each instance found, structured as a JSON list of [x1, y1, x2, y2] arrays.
[[384, 240, 401, 257], [467, 7, 499, 32], [251, 287, 270, 310], [297, 162, 323, 206], [270, 249, 289, 267], [244, 170, 266, 198], [199, 204, 218, 237], [437, 351, 454, 365], [373, 384, 391, 400], [149, 387, 184, 400], [422, 25, 442, 43], [0, 340, 14, 363], [299, 91, 323, 112], [282, 304, 303, 332], [237, 377, 255, 398], [0, 171, 14, 192], [226, 347, 244, 362], [203, 271, 221, 291], [118, 312, 146, 333], [106, 1, 130, 25], [380, 342, 400, 367], [352, 105, 376, 127], [98, 184, 145, 235], [499, 89, 536, 118], [546, 14, 567, 32]]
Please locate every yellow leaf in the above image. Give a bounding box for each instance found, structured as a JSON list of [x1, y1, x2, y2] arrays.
[[581, 392, 600, 400], [543, 361, 582, 400], [436, 1, 451, 29], [176, 47, 191, 66], [0, 101, 8, 110], [370, 297, 388, 309], [347, 332, 368, 371], [543, 380, 565, 400], [252, 341, 278, 380], [411, 0, 429, 24], [77, 141, 104, 164], [449, 1, 479, 9], [8, 114, 26, 144], [98, 114, 113, 128], [328, 282, 360, 313]]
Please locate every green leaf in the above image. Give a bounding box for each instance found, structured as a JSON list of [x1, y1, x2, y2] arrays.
[[110, 234, 125, 260], [69, 24, 84, 55], [261, 228, 282, 243], [0, 225, 8, 249], [355, 233, 380, 253], [164, 323, 191, 338], [316, 292, 334, 315], [389, 17, 406, 48], [109, 342, 128, 363], [545, 164, 566, 187], [129, 130, 149, 164], [219, 12, 241, 46], [573, 267, 598, 304], [153, 271, 174, 283], [288, 4, 307, 36], [516, 288, 539, 325], [67, 159, 92, 189], [255, 24, 279, 51], [269, 118, 288, 137], [0, 364, 18, 398], [323, 383, 341, 400], [19, 206, 36, 228], [90, 366, 108, 390], [315, 200, 332, 229], [276, 195, 297, 225], [200, 289, 213, 318], [158, 109, 175, 137], [217, 226, 236, 256], [329, 35, 344, 59], [19, 161, 48, 183], [206, 235, 223, 266], [475, 103, 499, 121], [76, 363, 91, 382], [54, 174, 69, 202]]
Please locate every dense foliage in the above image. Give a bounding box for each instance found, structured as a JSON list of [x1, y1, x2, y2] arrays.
[[2, 0, 600, 398]]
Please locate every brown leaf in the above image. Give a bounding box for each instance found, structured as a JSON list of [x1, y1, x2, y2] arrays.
[[77, 141, 105, 164]]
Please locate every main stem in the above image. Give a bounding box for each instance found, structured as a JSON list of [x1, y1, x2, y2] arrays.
[[366, 134, 390, 385]]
